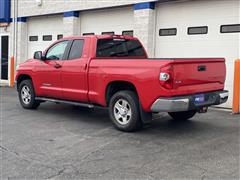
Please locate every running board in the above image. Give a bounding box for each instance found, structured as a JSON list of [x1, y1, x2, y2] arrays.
[[35, 97, 94, 108]]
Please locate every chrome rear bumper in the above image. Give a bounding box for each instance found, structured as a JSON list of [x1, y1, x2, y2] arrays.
[[151, 90, 228, 112]]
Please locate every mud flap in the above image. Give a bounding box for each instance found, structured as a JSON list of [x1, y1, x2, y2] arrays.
[[139, 101, 152, 125]]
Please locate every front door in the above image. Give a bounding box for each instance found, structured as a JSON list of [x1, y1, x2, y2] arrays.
[[34, 40, 69, 98], [0, 35, 9, 83]]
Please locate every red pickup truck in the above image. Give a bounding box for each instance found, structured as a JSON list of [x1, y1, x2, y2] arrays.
[[15, 35, 228, 132]]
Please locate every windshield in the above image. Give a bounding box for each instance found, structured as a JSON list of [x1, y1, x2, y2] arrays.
[[96, 39, 146, 58]]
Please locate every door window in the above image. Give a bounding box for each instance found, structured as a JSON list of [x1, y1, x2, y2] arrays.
[[45, 41, 68, 60], [221, 24, 240, 33], [68, 40, 84, 60], [43, 35, 52, 41], [188, 26, 208, 35], [159, 28, 177, 36]]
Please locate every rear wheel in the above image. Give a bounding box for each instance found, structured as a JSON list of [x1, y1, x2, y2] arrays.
[[109, 90, 142, 132], [168, 110, 197, 121], [18, 79, 40, 109]]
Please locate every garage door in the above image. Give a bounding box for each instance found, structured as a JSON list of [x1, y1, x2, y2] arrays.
[[27, 15, 64, 59], [155, 0, 240, 108], [80, 7, 134, 36]]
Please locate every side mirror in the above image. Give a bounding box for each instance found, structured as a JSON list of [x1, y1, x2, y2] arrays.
[[34, 51, 43, 60]]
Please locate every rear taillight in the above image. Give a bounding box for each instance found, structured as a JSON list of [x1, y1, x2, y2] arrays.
[[159, 65, 173, 89]]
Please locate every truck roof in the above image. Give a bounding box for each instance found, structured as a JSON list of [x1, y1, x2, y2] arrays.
[[60, 34, 138, 40]]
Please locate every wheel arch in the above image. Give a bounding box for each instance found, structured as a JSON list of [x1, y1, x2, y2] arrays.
[[16, 74, 33, 91], [105, 80, 139, 106]]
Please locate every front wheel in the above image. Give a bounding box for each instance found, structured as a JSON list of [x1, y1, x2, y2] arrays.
[[109, 90, 142, 132], [18, 79, 40, 109], [168, 110, 197, 121]]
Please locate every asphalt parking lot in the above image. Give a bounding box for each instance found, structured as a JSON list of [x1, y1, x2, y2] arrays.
[[1, 87, 239, 179]]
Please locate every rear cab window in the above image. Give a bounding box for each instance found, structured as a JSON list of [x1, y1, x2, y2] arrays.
[[96, 38, 147, 58], [68, 40, 84, 60]]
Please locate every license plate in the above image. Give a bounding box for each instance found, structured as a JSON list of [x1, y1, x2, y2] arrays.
[[194, 94, 205, 103]]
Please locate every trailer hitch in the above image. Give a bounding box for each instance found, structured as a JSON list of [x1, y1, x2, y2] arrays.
[[198, 107, 208, 113]]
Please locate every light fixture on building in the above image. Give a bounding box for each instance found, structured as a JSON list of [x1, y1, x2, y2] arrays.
[[36, 0, 42, 6]]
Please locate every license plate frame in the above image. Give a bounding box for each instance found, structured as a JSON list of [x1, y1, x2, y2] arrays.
[[194, 94, 205, 104]]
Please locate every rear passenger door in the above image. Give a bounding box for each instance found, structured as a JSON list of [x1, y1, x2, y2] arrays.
[[61, 39, 89, 102]]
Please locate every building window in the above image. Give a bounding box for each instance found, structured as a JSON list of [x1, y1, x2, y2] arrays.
[[102, 31, 114, 35], [82, 33, 95, 36], [122, 30, 134, 36], [159, 28, 177, 36], [188, 26, 208, 35], [29, 36, 38, 41], [221, 24, 240, 33], [43, 35, 52, 41], [57, 34, 63, 40]]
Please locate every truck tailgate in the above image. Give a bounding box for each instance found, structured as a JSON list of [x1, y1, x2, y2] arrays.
[[172, 58, 226, 89]]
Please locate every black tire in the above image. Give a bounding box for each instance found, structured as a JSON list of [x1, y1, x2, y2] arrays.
[[168, 110, 197, 121], [18, 79, 40, 109], [109, 90, 142, 132]]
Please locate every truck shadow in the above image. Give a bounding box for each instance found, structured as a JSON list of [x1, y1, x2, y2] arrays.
[[34, 102, 230, 137], [36, 103, 111, 126]]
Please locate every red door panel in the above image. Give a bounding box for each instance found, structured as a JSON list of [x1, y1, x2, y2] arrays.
[[61, 58, 88, 102], [35, 60, 63, 98]]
